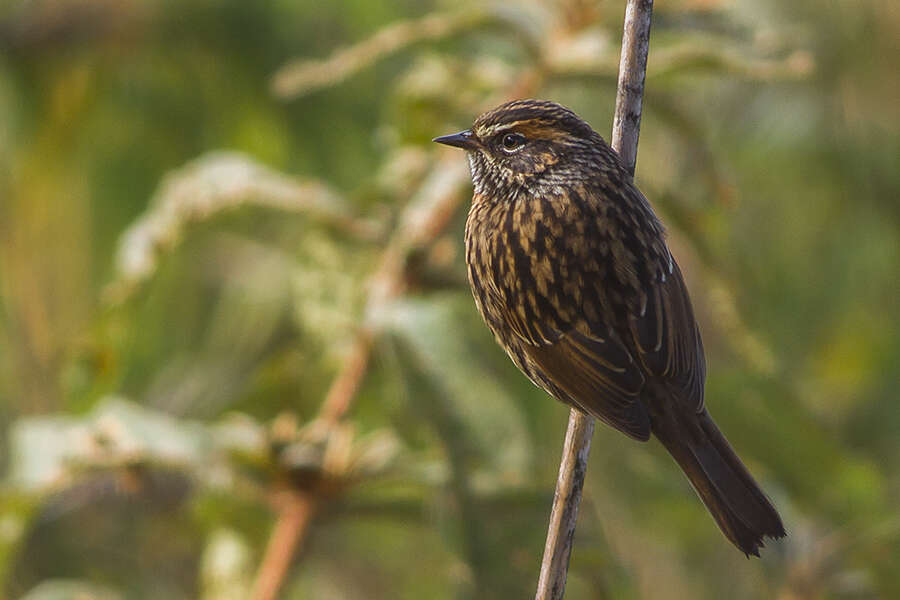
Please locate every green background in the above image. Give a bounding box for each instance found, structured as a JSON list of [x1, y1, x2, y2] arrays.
[[1, 0, 898, 598]]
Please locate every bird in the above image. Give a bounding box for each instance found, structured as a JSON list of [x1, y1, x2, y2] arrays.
[[433, 99, 785, 556]]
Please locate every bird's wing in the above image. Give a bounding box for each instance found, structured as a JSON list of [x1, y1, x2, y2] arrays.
[[507, 259, 704, 441], [626, 260, 706, 411], [519, 320, 651, 441]]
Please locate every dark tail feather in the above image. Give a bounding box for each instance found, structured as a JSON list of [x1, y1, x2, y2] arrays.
[[650, 402, 786, 556]]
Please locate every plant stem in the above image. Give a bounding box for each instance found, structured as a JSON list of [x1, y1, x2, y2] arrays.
[[534, 1, 654, 599], [250, 491, 317, 600], [535, 411, 595, 600], [612, 0, 654, 175], [249, 153, 472, 600]]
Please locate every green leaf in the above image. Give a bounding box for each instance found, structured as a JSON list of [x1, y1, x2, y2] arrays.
[[7, 398, 267, 493], [379, 294, 532, 484]]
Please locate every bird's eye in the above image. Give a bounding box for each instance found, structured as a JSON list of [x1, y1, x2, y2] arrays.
[[501, 133, 526, 153]]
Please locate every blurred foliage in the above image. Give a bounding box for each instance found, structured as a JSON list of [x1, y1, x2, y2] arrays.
[[1, 0, 898, 598]]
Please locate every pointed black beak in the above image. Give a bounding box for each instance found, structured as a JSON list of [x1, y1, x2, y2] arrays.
[[432, 130, 478, 150]]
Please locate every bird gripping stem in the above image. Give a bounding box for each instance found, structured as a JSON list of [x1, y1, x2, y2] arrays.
[[534, 2, 654, 598]]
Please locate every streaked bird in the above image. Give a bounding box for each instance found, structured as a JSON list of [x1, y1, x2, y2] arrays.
[[434, 99, 785, 556]]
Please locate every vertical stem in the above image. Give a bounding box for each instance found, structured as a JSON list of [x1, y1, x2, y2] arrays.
[[318, 328, 375, 425], [250, 492, 317, 600], [535, 411, 595, 600], [534, 1, 654, 599], [611, 0, 654, 175]]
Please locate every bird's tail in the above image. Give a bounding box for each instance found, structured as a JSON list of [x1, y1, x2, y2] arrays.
[[650, 399, 786, 556]]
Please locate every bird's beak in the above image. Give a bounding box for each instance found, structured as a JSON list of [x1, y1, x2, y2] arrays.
[[432, 129, 478, 150]]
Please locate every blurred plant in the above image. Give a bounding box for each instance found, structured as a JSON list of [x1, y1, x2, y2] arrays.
[[105, 152, 380, 307]]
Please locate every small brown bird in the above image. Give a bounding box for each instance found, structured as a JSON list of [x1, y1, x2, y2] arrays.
[[434, 99, 785, 556]]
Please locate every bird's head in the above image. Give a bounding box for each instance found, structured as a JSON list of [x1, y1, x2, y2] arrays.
[[433, 99, 608, 197]]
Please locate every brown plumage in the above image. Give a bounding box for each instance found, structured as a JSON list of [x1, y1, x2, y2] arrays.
[[434, 99, 785, 556]]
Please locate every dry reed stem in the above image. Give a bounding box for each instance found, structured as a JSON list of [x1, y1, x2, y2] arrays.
[[535, 2, 654, 599], [249, 491, 317, 600]]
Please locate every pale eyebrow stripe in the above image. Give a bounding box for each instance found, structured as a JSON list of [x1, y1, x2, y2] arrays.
[[479, 120, 532, 136]]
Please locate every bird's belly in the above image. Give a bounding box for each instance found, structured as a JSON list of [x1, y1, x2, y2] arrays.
[[464, 221, 562, 395]]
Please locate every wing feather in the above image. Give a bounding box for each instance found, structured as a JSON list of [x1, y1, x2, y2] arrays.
[[523, 325, 651, 441], [628, 261, 706, 410]]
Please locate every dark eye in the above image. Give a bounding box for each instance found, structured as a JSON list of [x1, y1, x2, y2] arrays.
[[501, 132, 526, 152]]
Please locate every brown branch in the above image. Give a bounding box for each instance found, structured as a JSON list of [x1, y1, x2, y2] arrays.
[[534, 411, 595, 600], [250, 490, 318, 600], [251, 19, 549, 597], [318, 152, 470, 425], [535, 2, 654, 599], [318, 329, 376, 425], [611, 0, 654, 176], [249, 153, 472, 600]]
